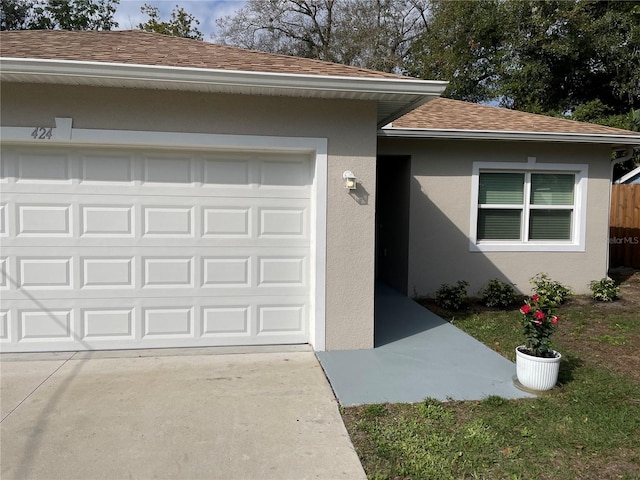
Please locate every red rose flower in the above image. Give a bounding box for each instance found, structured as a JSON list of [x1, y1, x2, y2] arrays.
[[551, 316, 559, 325], [532, 295, 540, 302], [520, 305, 531, 314], [535, 310, 545, 320]]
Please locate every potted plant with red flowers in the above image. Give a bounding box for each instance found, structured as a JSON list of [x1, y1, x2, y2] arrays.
[[516, 293, 561, 391]]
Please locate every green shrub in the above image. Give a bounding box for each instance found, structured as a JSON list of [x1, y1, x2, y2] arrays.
[[590, 278, 620, 302], [480, 279, 517, 308], [435, 280, 469, 311], [530, 273, 572, 306]]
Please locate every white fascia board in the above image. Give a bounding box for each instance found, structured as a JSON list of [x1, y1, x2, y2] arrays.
[[0, 57, 448, 97], [379, 127, 640, 145], [616, 166, 640, 184]]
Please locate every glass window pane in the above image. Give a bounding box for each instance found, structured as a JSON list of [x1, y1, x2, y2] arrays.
[[478, 209, 522, 240], [479, 173, 524, 204], [529, 210, 572, 240], [531, 174, 574, 205]]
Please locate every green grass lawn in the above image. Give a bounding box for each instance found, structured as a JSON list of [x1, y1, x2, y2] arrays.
[[341, 278, 640, 480]]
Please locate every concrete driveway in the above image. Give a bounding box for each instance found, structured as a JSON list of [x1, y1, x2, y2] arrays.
[[1, 347, 366, 480]]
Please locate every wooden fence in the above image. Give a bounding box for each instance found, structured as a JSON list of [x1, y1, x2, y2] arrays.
[[610, 184, 640, 269]]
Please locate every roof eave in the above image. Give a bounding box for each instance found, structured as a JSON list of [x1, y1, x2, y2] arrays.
[[378, 127, 640, 146], [0, 57, 448, 126]]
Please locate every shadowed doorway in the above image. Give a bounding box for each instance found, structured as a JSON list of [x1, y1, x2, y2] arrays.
[[375, 155, 411, 295]]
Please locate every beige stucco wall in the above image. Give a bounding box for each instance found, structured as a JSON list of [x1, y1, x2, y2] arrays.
[[1, 83, 377, 350], [378, 137, 612, 295]]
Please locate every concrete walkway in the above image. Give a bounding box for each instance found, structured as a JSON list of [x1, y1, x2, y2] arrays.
[[317, 284, 535, 406], [1, 347, 366, 480]]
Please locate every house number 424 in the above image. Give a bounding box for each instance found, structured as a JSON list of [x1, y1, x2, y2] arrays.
[[31, 127, 53, 140]]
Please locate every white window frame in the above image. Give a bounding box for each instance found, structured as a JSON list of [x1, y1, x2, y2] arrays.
[[469, 157, 588, 252]]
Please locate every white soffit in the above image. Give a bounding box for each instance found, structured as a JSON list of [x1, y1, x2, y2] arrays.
[[379, 127, 640, 145], [0, 57, 448, 127]]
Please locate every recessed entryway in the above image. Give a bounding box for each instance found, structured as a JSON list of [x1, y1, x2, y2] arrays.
[[375, 155, 411, 295]]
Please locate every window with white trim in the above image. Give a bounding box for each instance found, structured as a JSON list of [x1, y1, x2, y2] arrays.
[[470, 159, 588, 252]]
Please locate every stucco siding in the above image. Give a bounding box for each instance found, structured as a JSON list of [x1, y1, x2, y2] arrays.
[[378, 138, 612, 295], [2, 83, 377, 350]]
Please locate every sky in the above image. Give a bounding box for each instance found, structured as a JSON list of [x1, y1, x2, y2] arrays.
[[114, 0, 247, 41]]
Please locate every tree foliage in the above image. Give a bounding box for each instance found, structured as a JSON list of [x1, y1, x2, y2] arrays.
[[216, 0, 430, 73], [501, 0, 639, 116], [1, 0, 119, 30], [138, 3, 202, 40], [405, 0, 506, 103], [406, 0, 640, 123], [1, 0, 32, 29]]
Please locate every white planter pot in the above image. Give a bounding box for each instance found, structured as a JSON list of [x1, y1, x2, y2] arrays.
[[515, 347, 561, 391]]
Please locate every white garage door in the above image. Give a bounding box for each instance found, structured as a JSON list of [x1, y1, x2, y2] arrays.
[[0, 146, 313, 352]]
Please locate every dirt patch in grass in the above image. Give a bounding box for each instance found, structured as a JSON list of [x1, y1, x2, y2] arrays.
[[556, 269, 640, 382], [609, 266, 640, 306], [567, 448, 640, 480], [557, 303, 640, 382]]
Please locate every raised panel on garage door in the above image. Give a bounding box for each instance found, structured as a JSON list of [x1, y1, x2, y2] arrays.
[[0, 146, 313, 352]]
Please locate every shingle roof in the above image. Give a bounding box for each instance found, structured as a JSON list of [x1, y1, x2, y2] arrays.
[[393, 98, 638, 136], [0, 29, 410, 80], [2, 30, 637, 139]]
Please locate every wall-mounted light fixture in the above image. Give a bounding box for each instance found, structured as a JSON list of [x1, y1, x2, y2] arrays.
[[343, 170, 357, 190]]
